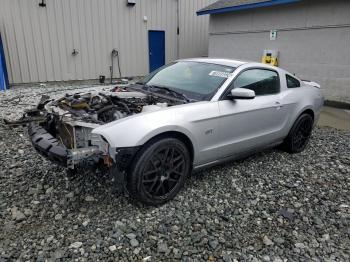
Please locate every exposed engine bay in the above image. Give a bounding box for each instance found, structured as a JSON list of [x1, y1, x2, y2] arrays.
[[48, 86, 178, 125], [28, 86, 182, 169]]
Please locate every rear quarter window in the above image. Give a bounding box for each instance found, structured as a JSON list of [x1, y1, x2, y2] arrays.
[[286, 74, 301, 88]]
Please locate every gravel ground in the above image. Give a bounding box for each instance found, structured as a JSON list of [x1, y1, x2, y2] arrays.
[[0, 85, 350, 261]]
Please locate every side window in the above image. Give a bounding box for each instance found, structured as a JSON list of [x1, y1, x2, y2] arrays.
[[286, 74, 301, 88], [233, 69, 280, 96]]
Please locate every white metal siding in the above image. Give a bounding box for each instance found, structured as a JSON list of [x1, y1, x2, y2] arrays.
[[178, 0, 215, 59], [208, 0, 350, 103], [0, 0, 214, 84]]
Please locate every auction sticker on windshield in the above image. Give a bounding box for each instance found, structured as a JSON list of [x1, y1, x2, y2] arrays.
[[209, 71, 233, 78]]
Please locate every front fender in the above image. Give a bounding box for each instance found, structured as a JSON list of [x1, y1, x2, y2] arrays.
[[91, 108, 198, 151], [136, 124, 198, 149]]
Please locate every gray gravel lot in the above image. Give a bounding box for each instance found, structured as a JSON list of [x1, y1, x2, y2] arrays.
[[0, 85, 350, 261]]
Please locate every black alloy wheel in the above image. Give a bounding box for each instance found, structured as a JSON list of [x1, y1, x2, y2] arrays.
[[127, 137, 191, 205], [142, 146, 186, 197], [283, 113, 314, 153]]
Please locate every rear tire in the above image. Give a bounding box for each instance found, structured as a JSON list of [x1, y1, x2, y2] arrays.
[[127, 137, 191, 206], [283, 113, 314, 153]]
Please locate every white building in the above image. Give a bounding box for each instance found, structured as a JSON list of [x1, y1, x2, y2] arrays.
[[0, 0, 215, 85], [197, 0, 350, 103]]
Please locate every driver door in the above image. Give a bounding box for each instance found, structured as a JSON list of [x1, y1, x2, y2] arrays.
[[217, 68, 288, 159]]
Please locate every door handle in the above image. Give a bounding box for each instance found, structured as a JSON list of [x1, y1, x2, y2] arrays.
[[274, 101, 283, 109]]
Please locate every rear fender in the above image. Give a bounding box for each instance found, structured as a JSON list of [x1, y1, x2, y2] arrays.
[[302, 80, 321, 89]]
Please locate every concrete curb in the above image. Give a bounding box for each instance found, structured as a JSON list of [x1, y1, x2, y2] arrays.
[[324, 100, 350, 110]]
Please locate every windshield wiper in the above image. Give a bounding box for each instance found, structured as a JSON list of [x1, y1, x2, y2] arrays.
[[145, 84, 193, 103]]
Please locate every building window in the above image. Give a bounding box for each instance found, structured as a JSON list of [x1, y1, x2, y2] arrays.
[[233, 69, 280, 96], [286, 74, 300, 88]]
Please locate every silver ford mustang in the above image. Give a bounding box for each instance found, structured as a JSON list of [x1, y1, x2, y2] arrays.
[[28, 58, 324, 205]]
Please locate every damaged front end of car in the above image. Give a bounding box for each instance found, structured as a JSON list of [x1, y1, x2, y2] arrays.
[[28, 86, 179, 171], [28, 117, 110, 170]]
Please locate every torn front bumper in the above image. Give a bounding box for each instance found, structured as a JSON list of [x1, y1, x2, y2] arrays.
[[28, 122, 103, 168], [28, 122, 68, 166]]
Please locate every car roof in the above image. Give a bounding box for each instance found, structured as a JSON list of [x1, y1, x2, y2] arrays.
[[176, 58, 293, 77], [177, 57, 248, 68]]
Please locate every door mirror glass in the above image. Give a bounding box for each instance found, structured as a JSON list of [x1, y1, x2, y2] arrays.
[[230, 88, 255, 99]]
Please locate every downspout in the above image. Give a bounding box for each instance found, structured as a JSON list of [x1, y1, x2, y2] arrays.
[[110, 49, 121, 84], [176, 0, 180, 59]]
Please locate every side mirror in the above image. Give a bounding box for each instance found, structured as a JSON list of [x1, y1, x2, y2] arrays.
[[229, 88, 255, 99]]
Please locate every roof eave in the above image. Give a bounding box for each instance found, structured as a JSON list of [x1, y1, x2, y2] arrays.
[[197, 0, 301, 16]]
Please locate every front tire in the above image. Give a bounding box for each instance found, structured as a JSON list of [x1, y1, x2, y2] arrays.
[[283, 113, 314, 153], [127, 137, 191, 206]]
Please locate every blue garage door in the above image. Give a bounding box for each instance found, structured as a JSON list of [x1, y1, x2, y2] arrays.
[[0, 33, 9, 91], [148, 30, 165, 73]]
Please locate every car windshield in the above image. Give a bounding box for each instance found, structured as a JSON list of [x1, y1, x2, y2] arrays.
[[138, 61, 236, 101]]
